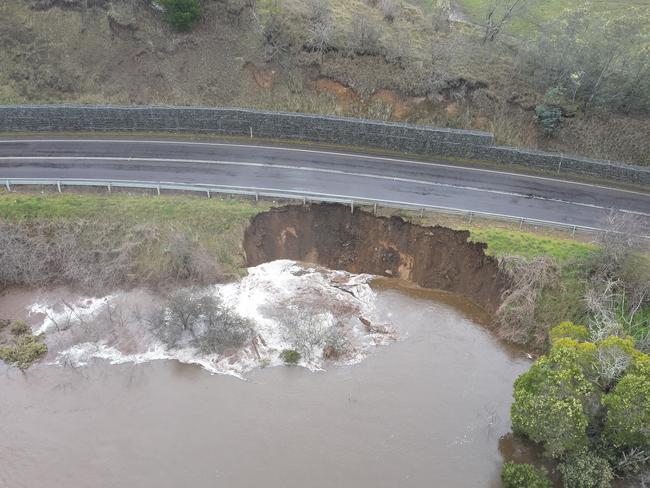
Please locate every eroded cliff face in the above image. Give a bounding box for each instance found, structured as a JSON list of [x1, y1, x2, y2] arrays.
[[243, 204, 509, 313]]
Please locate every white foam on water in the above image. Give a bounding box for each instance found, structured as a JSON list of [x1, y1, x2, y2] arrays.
[[29, 294, 119, 335], [31, 260, 396, 377]]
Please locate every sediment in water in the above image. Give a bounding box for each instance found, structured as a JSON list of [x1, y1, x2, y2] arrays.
[[243, 204, 509, 313]]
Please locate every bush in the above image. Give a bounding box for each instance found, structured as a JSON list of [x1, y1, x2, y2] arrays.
[[501, 462, 551, 488], [346, 13, 382, 57], [160, 0, 202, 32], [0, 334, 47, 370], [535, 104, 563, 136], [149, 289, 255, 353], [550, 322, 590, 343], [378, 0, 401, 23], [511, 342, 595, 457], [280, 349, 301, 365], [10, 320, 30, 336], [603, 368, 650, 449], [558, 450, 614, 488]]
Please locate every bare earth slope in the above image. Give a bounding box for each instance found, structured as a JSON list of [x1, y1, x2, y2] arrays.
[[244, 203, 509, 313]]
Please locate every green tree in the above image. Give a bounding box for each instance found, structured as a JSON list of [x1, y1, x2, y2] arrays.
[[160, 0, 202, 32], [511, 342, 595, 457], [501, 462, 551, 488], [603, 364, 650, 449], [535, 104, 563, 136], [550, 322, 589, 343], [558, 449, 614, 488]]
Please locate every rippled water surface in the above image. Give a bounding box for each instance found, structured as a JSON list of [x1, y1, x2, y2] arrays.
[[0, 262, 530, 488]]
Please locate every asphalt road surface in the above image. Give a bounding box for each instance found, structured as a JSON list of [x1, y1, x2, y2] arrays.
[[0, 137, 648, 230]]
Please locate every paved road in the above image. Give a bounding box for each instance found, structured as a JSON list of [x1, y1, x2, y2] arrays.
[[0, 137, 648, 230]]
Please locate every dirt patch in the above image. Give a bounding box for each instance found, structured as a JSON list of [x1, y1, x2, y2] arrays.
[[368, 89, 428, 121], [243, 204, 509, 314], [242, 62, 279, 89], [310, 78, 361, 113], [309, 78, 429, 120]]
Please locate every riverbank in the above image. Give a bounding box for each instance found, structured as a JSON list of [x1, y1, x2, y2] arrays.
[[0, 190, 599, 356]]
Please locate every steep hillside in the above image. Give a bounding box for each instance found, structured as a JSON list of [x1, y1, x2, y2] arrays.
[[0, 0, 648, 165]]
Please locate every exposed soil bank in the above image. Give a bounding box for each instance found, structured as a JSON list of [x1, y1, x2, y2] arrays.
[[244, 204, 509, 313]]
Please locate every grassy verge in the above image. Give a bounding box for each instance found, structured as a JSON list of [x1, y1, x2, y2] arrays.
[[0, 191, 270, 286], [0, 189, 595, 266]]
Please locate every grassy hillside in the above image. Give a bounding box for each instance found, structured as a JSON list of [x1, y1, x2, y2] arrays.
[[0, 0, 648, 165]]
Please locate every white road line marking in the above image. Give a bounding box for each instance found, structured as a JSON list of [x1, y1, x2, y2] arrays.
[[2, 155, 649, 217], [1, 138, 648, 196]]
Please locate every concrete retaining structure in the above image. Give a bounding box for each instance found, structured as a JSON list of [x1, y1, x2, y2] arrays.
[[0, 104, 648, 185]]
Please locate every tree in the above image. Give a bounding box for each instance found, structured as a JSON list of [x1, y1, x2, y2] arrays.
[[501, 462, 552, 488], [497, 256, 558, 347], [346, 13, 382, 57], [550, 322, 590, 343], [534, 104, 563, 136], [149, 289, 255, 353], [511, 341, 595, 457], [305, 0, 334, 62], [481, 0, 534, 44], [558, 449, 614, 488], [603, 363, 650, 449], [160, 0, 202, 32], [523, 6, 650, 113]]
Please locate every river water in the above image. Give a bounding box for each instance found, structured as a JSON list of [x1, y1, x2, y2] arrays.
[[0, 261, 531, 488]]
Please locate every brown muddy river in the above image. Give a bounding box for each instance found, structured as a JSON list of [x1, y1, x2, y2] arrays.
[[0, 262, 530, 488]]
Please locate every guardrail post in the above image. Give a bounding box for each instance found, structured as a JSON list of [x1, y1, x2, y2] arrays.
[[373, 203, 377, 215], [249, 126, 253, 139], [519, 217, 524, 230], [156, 184, 160, 196], [206, 190, 211, 199], [57, 180, 62, 193], [468, 211, 473, 224], [255, 192, 259, 202], [572, 225, 576, 237], [351, 201, 354, 214], [5, 180, 10, 192], [419, 208, 424, 218], [107, 182, 112, 194], [303, 196, 306, 206]]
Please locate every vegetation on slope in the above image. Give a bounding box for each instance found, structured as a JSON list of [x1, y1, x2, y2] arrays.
[[0, 192, 269, 292], [0, 0, 648, 164], [508, 323, 650, 487]]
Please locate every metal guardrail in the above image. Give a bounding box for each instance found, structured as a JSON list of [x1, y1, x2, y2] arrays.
[[3, 177, 648, 239]]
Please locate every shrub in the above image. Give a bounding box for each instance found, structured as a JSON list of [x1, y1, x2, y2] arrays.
[[558, 450, 614, 488], [0, 334, 47, 370], [160, 0, 202, 32], [603, 367, 650, 449], [501, 462, 552, 488], [280, 349, 301, 365], [535, 104, 563, 136], [346, 13, 382, 57], [550, 322, 590, 343], [378, 0, 401, 23], [149, 289, 255, 353], [10, 320, 30, 336], [511, 342, 595, 457]]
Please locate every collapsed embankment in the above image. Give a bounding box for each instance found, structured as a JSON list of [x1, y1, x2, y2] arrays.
[[244, 204, 509, 314]]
